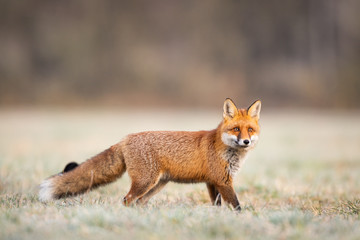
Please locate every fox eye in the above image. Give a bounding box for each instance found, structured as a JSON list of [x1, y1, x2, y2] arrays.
[[248, 128, 254, 133], [234, 127, 240, 132]]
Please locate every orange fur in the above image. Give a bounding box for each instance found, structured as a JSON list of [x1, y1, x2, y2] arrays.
[[39, 98, 261, 211]]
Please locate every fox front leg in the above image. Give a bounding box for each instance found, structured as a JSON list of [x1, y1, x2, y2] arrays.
[[215, 184, 241, 211], [206, 183, 222, 206]]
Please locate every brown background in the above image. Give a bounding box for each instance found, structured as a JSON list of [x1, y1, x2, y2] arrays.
[[1, 0, 359, 109]]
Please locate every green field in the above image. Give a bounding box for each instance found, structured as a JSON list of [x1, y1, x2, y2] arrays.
[[1, 108, 359, 240]]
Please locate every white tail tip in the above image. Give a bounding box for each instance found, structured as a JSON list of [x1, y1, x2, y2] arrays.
[[39, 179, 54, 202]]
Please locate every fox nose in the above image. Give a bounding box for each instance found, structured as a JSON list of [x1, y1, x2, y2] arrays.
[[243, 139, 250, 145]]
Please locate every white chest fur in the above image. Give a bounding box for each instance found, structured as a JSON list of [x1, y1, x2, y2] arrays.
[[223, 148, 248, 177]]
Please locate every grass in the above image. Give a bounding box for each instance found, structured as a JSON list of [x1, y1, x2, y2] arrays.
[[0, 108, 360, 240]]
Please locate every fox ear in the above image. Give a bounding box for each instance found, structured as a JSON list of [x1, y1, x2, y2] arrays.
[[247, 100, 261, 120], [223, 98, 238, 119]]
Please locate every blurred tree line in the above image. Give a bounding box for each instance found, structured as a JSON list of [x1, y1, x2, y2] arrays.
[[0, 0, 359, 108]]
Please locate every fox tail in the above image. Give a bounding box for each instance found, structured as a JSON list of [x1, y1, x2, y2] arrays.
[[38, 144, 126, 202]]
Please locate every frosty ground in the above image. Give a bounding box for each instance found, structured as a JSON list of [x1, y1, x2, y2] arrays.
[[0, 108, 359, 240]]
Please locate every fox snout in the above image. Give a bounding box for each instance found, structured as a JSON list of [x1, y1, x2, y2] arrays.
[[237, 135, 259, 147], [238, 138, 251, 147], [221, 133, 258, 148]]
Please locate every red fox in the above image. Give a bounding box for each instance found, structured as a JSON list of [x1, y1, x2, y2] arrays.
[[39, 98, 261, 211]]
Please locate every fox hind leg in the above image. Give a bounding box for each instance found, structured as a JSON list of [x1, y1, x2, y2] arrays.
[[123, 175, 161, 206], [136, 180, 168, 205]]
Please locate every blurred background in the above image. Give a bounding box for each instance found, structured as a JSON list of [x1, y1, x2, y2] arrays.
[[0, 0, 360, 109], [1, 3, 360, 238]]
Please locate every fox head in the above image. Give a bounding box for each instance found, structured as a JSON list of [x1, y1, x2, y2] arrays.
[[220, 98, 261, 149]]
